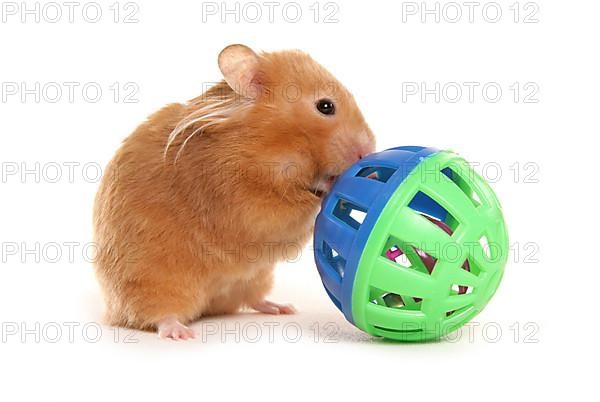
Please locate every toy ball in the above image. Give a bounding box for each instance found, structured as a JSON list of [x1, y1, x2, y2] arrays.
[[313, 146, 508, 341]]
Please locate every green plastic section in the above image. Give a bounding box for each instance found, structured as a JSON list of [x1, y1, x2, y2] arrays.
[[351, 151, 508, 341]]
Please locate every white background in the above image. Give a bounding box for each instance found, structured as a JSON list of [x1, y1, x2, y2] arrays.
[[0, 0, 598, 400]]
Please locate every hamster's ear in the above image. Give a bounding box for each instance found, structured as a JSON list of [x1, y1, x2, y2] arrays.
[[218, 44, 260, 94]]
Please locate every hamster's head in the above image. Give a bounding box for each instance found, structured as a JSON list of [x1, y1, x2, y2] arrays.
[[216, 44, 375, 205]]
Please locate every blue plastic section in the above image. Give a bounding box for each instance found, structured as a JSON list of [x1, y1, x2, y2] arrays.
[[408, 191, 449, 221], [313, 145, 440, 323]]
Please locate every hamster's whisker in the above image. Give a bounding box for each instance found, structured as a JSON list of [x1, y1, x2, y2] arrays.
[[174, 119, 227, 162], [163, 85, 252, 163], [165, 106, 224, 158], [312, 175, 327, 196]]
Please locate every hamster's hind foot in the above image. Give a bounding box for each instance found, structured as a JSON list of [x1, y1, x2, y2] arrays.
[[251, 300, 297, 315], [157, 315, 196, 340]]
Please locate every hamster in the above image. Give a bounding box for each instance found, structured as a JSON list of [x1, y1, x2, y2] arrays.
[[93, 44, 375, 340]]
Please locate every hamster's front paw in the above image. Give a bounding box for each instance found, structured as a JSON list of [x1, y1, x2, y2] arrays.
[[157, 315, 196, 340], [251, 300, 297, 315]]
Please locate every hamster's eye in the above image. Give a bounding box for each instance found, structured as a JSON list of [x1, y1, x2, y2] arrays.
[[316, 99, 335, 115]]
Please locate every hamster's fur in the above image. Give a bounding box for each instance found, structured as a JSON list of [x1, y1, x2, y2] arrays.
[[93, 44, 375, 339]]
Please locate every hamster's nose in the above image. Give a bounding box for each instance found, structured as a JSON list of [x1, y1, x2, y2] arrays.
[[345, 131, 375, 164], [356, 142, 375, 160]]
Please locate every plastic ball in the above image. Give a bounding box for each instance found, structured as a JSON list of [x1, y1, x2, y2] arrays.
[[313, 146, 508, 341]]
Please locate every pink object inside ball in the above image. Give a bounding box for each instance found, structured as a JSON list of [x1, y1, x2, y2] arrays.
[[385, 214, 470, 295]]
